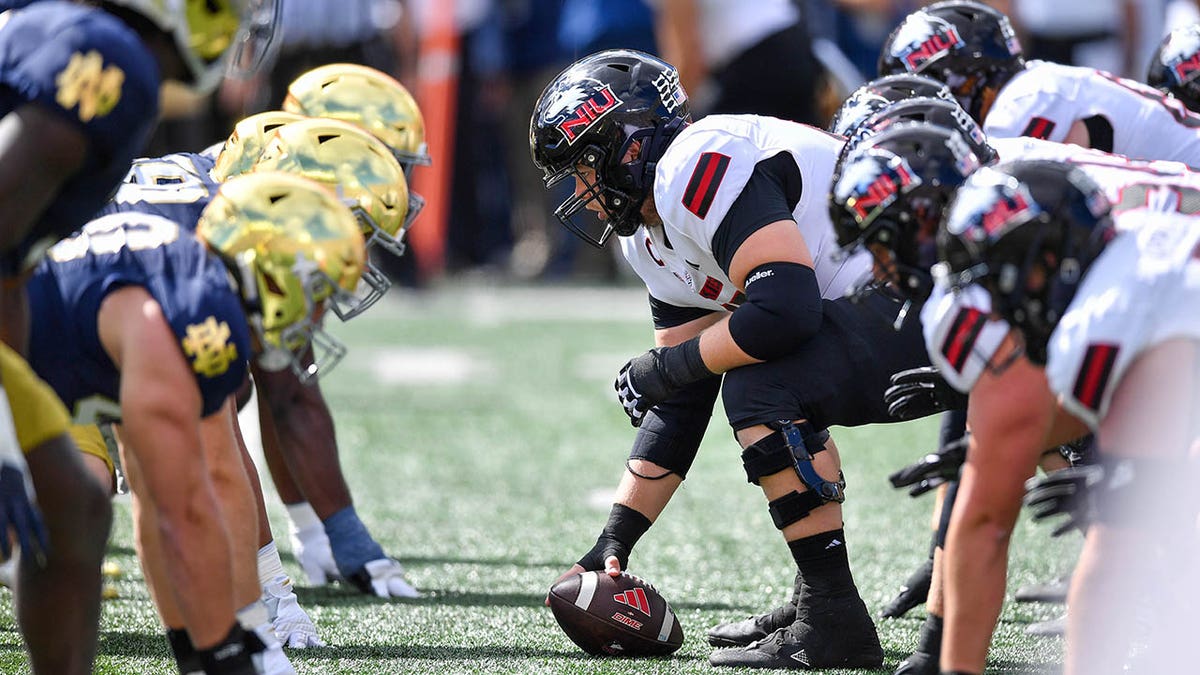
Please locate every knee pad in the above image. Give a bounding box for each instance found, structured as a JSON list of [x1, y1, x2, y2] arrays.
[[741, 421, 846, 529]]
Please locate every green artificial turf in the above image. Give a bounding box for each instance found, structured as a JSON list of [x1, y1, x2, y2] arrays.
[[0, 282, 1078, 674]]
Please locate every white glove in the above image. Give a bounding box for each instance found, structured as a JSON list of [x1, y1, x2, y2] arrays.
[[347, 558, 421, 599], [289, 522, 339, 586], [261, 575, 324, 648]]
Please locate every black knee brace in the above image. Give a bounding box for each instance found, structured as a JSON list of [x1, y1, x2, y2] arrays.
[[740, 421, 846, 529]]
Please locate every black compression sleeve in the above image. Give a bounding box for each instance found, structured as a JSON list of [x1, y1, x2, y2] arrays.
[[728, 262, 822, 360]]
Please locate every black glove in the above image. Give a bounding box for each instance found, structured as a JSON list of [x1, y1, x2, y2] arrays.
[[889, 434, 968, 497], [1023, 464, 1103, 537], [884, 366, 969, 421], [577, 504, 652, 571], [615, 337, 712, 427]]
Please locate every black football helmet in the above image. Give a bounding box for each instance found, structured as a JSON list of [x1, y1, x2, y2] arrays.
[[938, 160, 1116, 363], [828, 74, 954, 138], [1147, 24, 1200, 113], [830, 122, 986, 305], [878, 1, 1024, 122], [530, 50, 690, 247], [860, 97, 997, 165]]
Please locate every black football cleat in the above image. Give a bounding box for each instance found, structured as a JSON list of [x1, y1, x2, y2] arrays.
[[893, 650, 938, 675], [707, 572, 800, 647], [709, 592, 883, 669], [880, 557, 933, 618]]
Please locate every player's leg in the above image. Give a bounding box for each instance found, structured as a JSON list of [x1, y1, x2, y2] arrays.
[[1, 346, 110, 675], [231, 403, 322, 649], [254, 364, 417, 598], [1067, 338, 1200, 674]]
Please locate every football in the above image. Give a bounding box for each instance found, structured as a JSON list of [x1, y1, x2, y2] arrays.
[[547, 571, 685, 656]]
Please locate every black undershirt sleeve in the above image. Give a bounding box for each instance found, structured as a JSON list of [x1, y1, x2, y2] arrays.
[[648, 293, 720, 329], [710, 151, 803, 275]]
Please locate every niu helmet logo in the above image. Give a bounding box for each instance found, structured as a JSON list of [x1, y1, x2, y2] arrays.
[[1170, 51, 1200, 85], [544, 80, 624, 145], [898, 18, 964, 72], [846, 155, 919, 225], [980, 188, 1038, 236], [613, 588, 651, 617]]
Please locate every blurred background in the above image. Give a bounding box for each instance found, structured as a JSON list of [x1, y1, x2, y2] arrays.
[[151, 0, 1200, 288]]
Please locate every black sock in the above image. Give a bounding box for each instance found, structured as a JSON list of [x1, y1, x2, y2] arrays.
[[788, 528, 854, 592], [196, 623, 256, 675], [916, 614, 943, 655], [167, 628, 201, 674]]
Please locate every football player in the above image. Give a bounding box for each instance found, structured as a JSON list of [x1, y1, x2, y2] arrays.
[[834, 122, 1200, 673], [879, 1, 1200, 166], [1147, 23, 1200, 113], [249, 63, 431, 597], [27, 171, 363, 674], [113, 108, 423, 600], [938, 159, 1199, 674], [529, 49, 960, 669], [0, 0, 271, 672]]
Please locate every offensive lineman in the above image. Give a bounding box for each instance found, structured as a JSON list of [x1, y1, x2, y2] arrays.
[[529, 49, 946, 669]]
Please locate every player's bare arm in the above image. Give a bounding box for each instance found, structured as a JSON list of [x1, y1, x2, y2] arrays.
[[0, 106, 86, 256]]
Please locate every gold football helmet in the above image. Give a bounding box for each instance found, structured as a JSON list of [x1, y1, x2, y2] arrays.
[[251, 117, 410, 320], [211, 110, 308, 181], [196, 171, 365, 381], [104, 0, 280, 95], [281, 63, 429, 227]]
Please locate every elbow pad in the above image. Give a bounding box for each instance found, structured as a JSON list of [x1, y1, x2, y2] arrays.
[[728, 262, 822, 360]]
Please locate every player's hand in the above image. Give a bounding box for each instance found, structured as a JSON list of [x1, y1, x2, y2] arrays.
[[888, 434, 968, 497], [545, 558, 624, 606], [0, 460, 48, 563], [615, 339, 712, 427], [346, 558, 421, 599], [262, 576, 325, 648], [1023, 464, 1102, 537], [884, 366, 969, 421], [289, 522, 340, 586]]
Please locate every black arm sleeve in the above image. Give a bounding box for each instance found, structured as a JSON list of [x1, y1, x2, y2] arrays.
[[710, 151, 803, 275], [648, 293, 720, 329], [1083, 115, 1114, 153], [628, 375, 722, 479]]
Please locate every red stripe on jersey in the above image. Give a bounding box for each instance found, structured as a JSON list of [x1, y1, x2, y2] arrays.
[[1073, 343, 1120, 412], [1021, 116, 1057, 139], [941, 307, 987, 373], [682, 152, 731, 219]]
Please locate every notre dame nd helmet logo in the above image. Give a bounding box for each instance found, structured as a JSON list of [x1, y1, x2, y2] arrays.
[[542, 79, 624, 145], [182, 316, 240, 378], [55, 50, 125, 122]]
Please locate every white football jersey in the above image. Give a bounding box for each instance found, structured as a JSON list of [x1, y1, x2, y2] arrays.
[[926, 140, 1200, 393], [1045, 213, 1200, 430], [985, 61, 1200, 166], [619, 114, 871, 312]]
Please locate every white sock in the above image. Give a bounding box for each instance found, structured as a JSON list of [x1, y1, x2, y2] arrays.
[[257, 541, 288, 589], [286, 502, 321, 534]]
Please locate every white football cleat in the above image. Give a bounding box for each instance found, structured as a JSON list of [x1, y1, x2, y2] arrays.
[[289, 522, 340, 586], [346, 558, 421, 599], [261, 575, 324, 648]]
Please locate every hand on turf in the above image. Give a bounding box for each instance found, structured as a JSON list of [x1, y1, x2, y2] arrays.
[[884, 366, 969, 421], [347, 558, 421, 599], [888, 434, 968, 497], [262, 577, 325, 648], [289, 523, 340, 586], [1024, 464, 1102, 537], [0, 461, 48, 563]]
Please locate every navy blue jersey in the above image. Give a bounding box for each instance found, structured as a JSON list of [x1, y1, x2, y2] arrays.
[[99, 152, 221, 229], [0, 1, 160, 269], [26, 212, 251, 422]]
